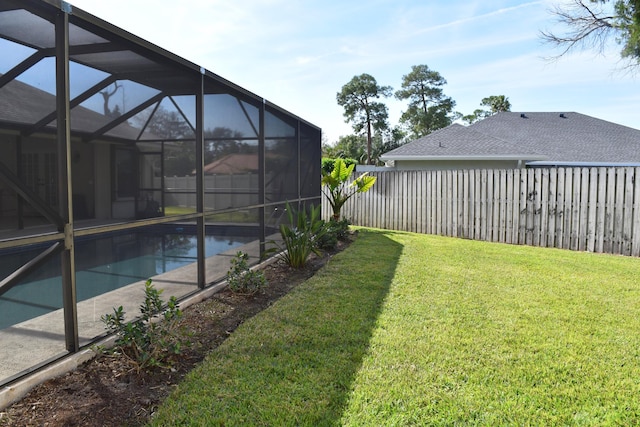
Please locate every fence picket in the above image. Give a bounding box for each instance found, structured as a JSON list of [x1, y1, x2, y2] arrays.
[[547, 169, 557, 247], [586, 168, 598, 252], [578, 168, 589, 251], [623, 168, 634, 255], [632, 168, 640, 256], [562, 169, 573, 250]]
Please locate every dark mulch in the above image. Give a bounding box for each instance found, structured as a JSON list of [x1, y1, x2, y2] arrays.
[[0, 238, 352, 427]]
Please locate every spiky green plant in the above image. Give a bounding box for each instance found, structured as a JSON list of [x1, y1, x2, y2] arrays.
[[321, 158, 376, 221], [277, 202, 326, 269]]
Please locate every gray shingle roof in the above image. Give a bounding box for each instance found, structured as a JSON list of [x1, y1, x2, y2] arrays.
[[381, 123, 544, 160], [0, 74, 153, 141], [382, 112, 640, 163]]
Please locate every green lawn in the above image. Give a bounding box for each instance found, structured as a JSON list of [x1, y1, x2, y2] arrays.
[[163, 206, 258, 223], [150, 229, 640, 426]]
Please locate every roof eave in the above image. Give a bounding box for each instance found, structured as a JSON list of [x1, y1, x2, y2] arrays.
[[380, 155, 548, 161]]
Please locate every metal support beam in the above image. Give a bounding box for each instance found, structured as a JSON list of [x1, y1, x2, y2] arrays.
[[297, 120, 301, 204], [170, 95, 196, 135], [259, 99, 266, 255], [26, 75, 119, 136], [0, 51, 46, 90], [83, 92, 165, 143], [236, 98, 259, 138], [15, 135, 23, 230], [56, 9, 79, 353], [0, 159, 64, 229], [195, 72, 205, 288], [0, 242, 63, 298]]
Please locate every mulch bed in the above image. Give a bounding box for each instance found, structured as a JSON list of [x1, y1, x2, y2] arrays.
[[0, 238, 352, 427]]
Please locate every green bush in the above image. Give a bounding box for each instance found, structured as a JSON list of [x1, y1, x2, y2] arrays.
[[226, 251, 267, 295], [316, 227, 338, 250], [321, 157, 358, 175], [316, 218, 351, 250], [101, 279, 187, 372], [331, 218, 351, 241]]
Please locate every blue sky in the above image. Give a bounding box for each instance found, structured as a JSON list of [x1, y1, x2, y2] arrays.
[[69, 0, 639, 143]]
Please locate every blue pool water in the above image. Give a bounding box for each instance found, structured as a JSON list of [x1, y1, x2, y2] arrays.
[[0, 230, 253, 330]]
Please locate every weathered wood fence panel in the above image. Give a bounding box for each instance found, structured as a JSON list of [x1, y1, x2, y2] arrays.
[[322, 167, 640, 257]]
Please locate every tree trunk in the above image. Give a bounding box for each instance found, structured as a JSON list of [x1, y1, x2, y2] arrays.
[[366, 121, 372, 165]]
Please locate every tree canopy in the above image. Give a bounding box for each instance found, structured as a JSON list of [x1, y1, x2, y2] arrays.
[[323, 127, 407, 166], [395, 64, 458, 139], [542, 0, 640, 65], [462, 95, 511, 124], [332, 69, 511, 164], [336, 74, 392, 165]]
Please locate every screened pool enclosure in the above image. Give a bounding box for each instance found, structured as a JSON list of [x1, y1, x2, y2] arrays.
[[0, 0, 321, 386]]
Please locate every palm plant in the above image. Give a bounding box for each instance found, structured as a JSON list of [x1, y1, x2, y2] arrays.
[[321, 158, 376, 221]]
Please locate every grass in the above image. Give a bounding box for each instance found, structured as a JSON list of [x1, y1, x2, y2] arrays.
[[163, 205, 258, 223], [150, 229, 402, 425], [163, 206, 196, 216], [150, 229, 640, 426]]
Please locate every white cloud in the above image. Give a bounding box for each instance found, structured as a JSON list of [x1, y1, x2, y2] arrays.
[[413, 1, 545, 35]]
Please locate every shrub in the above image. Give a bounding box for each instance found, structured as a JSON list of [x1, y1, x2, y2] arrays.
[[316, 218, 351, 250], [331, 218, 351, 241], [101, 279, 187, 372], [321, 157, 358, 175], [226, 251, 267, 295], [316, 226, 338, 250], [275, 202, 326, 269]]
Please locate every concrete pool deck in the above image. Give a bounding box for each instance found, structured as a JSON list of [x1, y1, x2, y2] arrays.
[[0, 237, 276, 409]]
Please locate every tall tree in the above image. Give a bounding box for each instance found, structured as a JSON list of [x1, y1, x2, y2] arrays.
[[395, 64, 458, 139], [541, 1, 640, 66], [336, 74, 392, 165], [462, 95, 512, 124]]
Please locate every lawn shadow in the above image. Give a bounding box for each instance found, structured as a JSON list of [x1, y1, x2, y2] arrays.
[[309, 229, 404, 424], [150, 229, 404, 426]]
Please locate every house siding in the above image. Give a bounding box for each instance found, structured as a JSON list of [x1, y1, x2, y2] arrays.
[[393, 159, 522, 171]]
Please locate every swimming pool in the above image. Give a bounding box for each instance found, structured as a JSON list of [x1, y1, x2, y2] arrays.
[[0, 228, 254, 330]]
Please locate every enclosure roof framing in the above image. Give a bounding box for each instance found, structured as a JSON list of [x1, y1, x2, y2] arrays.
[[0, 0, 319, 144]]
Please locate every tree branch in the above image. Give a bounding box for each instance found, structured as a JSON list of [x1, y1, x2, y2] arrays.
[[541, 0, 617, 59]]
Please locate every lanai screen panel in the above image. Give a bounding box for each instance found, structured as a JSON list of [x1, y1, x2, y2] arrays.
[[300, 122, 321, 200], [265, 107, 298, 204], [0, 0, 321, 386], [0, 4, 59, 234], [68, 9, 203, 223], [203, 92, 261, 213], [0, 1, 69, 383]]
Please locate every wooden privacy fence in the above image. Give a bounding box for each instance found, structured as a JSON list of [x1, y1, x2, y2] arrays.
[[323, 167, 640, 257]]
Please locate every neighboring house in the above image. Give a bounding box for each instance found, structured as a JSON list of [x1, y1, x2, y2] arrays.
[[203, 154, 259, 175], [0, 74, 160, 223], [380, 112, 640, 170]]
